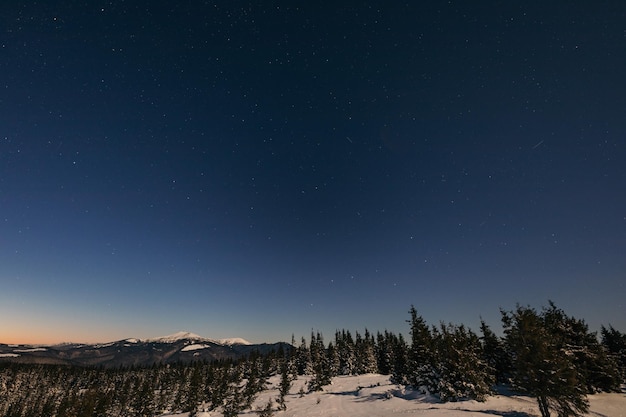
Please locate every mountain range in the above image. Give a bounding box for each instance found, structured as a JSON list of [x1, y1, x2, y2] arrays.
[[0, 332, 291, 367]]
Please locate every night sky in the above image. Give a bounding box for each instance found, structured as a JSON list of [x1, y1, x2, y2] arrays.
[[2, 1, 625, 344]]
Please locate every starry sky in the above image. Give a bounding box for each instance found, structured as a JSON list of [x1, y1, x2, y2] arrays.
[[1, 1, 625, 345]]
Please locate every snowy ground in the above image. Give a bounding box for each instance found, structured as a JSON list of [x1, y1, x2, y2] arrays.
[[161, 374, 626, 417]]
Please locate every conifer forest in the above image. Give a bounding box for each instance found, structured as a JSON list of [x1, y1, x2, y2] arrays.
[[1, 303, 625, 417]]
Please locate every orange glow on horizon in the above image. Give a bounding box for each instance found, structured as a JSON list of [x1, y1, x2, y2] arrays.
[[0, 329, 122, 345]]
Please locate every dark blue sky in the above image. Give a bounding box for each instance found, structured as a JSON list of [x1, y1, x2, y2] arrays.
[[1, 1, 625, 344]]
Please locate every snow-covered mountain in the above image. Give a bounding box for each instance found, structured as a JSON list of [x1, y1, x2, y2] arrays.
[[0, 332, 283, 367], [147, 331, 208, 343], [217, 337, 251, 346], [140, 331, 252, 345]]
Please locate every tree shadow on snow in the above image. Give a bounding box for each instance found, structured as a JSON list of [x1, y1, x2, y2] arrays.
[[350, 389, 440, 404], [350, 392, 535, 417], [353, 392, 394, 402], [458, 410, 533, 417], [326, 389, 361, 397], [328, 384, 536, 417]]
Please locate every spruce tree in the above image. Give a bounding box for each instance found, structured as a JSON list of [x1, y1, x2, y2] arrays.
[[355, 329, 378, 374], [601, 325, 626, 382], [277, 358, 292, 411], [308, 332, 332, 391], [390, 332, 409, 385], [502, 304, 589, 417], [296, 337, 312, 375], [406, 306, 436, 393], [222, 365, 245, 417], [326, 341, 340, 377], [242, 354, 265, 408], [335, 330, 356, 375], [541, 303, 620, 393], [208, 365, 231, 412], [479, 319, 510, 384], [375, 331, 394, 375], [432, 323, 493, 401]]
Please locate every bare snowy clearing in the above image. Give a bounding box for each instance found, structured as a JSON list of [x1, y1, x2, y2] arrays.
[[160, 374, 626, 417], [181, 344, 211, 352]]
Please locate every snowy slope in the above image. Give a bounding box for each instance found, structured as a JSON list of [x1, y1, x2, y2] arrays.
[[146, 332, 250, 345], [160, 374, 626, 417], [217, 337, 251, 346], [147, 331, 210, 343]]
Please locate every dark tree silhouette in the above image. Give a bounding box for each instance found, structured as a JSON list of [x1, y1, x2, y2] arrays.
[[502, 304, 589, 417]]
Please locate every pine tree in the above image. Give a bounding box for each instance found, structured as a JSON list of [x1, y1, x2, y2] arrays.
[[242, 355, 265, 409], [288, 335, 299, 381], [541, 303, 620, 393], [295, 337, 312, 375], [432, 323, 493, 401], [276, 358, 292, 411], [480, 319, 510, 384], [502, 304, 589, 417], [601, 325, 626, 383], [202, 364, 216, 411], [308, 332, 332, 391], [208, 365, 231, 412], [183, 364, 203, 416], [390, 332, 409, 385], [406, 306, 436, 393], [222, 365, 245, 417], [326, 341, 340, 377], [355, 329, 378, 374], [335, 330, 356, 375], [375, 331, 393, 375]]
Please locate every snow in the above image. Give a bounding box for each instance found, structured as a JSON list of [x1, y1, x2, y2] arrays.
[[146, 331, 250, 346], [14, 347, 47, 352], [92, 343, 114, 349], [181, 344, 210, 352], [588, 392, 626, 417], [158, 374, 626, 417], [217, 337, 251, 345], [148, 331, 208, 343], [0, 353, 20, 358]]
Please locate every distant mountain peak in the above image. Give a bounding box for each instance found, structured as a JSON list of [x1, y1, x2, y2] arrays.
[[218, 337, 251, 346], [146, 332, 251, 346], [148, 331, 208, 343]]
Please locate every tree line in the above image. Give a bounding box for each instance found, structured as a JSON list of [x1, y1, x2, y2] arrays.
[[1, 302, 625, 417]]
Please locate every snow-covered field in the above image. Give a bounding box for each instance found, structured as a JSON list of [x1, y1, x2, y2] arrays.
[[161, 374, 626, 417]]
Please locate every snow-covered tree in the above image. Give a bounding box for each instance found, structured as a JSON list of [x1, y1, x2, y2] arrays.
[[390, 332, 409, 385], [276, 357, 292, 411], [355, 329, 378, 374], [375, 330, 394, 375], [326, 341, 340, 377], [479, 319, 510, 384], [502, 304, 589, 417], [221, 365, 246, 417], [295, 336, 312, 376], [431, 323, 493, 402], [335, 330, 356, 375], [308, 332, 332, 391], [541, 303, 621, 393], [406, 306, 436, 393], [601, 325, 626, 382]]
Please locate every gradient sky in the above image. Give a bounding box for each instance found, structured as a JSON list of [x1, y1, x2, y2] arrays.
[[1, 1, 625, 345]]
